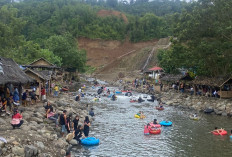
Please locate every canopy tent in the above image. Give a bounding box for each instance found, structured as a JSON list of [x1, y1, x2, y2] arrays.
[[149, 66, 163, 71]]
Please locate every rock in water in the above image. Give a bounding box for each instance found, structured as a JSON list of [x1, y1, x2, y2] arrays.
[[69, 139, 78, 146]]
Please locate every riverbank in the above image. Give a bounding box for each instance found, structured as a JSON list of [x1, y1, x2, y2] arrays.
[[0, 91, 93, 157], [109, 79, 232, 117], [160, 90, 232, 116]]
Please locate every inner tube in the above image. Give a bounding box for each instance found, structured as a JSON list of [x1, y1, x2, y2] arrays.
[[130, 100, 137, 103], [189, 116, 199, 120], [93, 98, 99, 102], [81, 137, 100, 146], [125, 92, 132, 96], [134, 114, 145, 119], [115, 91, 122, 94], [134, 114, 140, 118], [149, 123, 161, 128], [156, 107, 164, 110], [148, 127, 161, 134], [160, 121, 172, 126], [204, 109, 214, 114], [62, 88, 69, 91], [108, 94, 113, 98], [230, 135, 232, 139], [212, 130, 227, 135]]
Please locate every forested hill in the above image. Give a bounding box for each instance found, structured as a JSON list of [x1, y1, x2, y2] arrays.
[[1, 0, 189, 72], [2, 0, 231, 77]]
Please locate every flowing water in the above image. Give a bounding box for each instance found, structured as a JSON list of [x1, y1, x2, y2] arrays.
[[73, 86, 232, 157]]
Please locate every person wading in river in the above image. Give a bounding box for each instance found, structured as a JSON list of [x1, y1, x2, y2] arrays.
[[83, 116, 90, 137]]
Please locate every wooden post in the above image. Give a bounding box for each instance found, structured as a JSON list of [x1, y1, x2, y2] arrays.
[[220, 87, 222, 99], [19, 83, 22, 104], [48, 80, 51, 96], [39, 82, 42, 100], [210, 87, 212, 97], [194, 84, 196, 95]]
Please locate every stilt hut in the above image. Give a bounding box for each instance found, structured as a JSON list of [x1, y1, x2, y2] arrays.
[[23, 58, 62, 96], [0, 57, 34, 101], [24, 69, 51, 99]]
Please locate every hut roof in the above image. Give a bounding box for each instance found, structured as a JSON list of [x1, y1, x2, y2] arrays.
[[29, 57, 54, 66], [160, 74, 183, 82], [192, 76, 232, 87], [0, 57, 34, 85], [23, 57, 59, 69], [24, 68, 51, 81], [161, 74, 193, 82]]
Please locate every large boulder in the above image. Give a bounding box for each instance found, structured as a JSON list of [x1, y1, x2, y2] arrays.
[[12, 146, 25, 156], [0, 118, 7, 125], [36, 141, 45, 149], [66, 133, 74, 142], [22, 113, 30, 120], [38, 153, 52, 157], [21, 125, 31, 131], [53, 138, 68, 149], [0, 141, 5, 148], [69, 139, 78, 146], [30, 117, 43, 124], [166, 101, 173, 105], [24, 145, 38, 157]]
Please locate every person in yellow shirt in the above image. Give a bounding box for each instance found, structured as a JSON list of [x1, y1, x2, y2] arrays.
[[54, 85, 59, 97]]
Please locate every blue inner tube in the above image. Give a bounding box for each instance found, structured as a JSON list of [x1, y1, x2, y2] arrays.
[[81, 137, 100, 146], [160, 121, 172, 126], [230, 135, 232, 139], [115, 91, 122, 94]]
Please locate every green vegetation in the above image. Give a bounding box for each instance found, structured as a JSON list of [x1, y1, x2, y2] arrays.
[[158, 0, 232, 76], [1, 0, 230, 76]]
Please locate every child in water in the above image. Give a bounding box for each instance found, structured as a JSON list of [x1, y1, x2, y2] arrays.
[[153, 119, 158, 124]]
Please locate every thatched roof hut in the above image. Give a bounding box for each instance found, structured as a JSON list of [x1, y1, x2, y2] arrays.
[[161, 74, 193, 82], [192, 76, 232, 87], [0, 57, 34, 85]]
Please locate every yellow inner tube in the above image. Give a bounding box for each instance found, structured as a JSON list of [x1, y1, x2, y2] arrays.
[[190, 116, 199, 120], [134, 114, 146, 119]]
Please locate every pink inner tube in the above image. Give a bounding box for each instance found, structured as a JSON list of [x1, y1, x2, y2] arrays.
[[212, 130, 227, 135], [149, 123, 161, 128], [122, 91, 132, 93]]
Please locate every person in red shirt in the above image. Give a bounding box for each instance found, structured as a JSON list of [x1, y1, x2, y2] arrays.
[[41, 87, 46, 101], [11, 109, 24, 129]]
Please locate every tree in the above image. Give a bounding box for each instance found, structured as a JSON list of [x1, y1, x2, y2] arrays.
[[45, 33, 86, 72]]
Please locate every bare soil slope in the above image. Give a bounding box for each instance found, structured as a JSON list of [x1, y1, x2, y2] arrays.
[[78, 37, 157, 67]]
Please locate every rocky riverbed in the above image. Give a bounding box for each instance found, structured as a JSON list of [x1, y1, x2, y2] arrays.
[[0, 92, 93, 157], [110, 79, 232, 117], [160, 90, 232, 117]]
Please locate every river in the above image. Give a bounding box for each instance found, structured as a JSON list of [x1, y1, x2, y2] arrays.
[[72, 85, 232, 157]]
